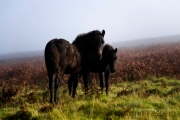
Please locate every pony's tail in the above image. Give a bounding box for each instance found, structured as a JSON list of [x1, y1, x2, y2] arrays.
[[45, 43, 61, 75]]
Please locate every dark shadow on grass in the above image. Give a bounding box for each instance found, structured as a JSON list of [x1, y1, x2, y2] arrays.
[[166, 86, 180, 96], [38, 105, 53, 113], [2, 109, 38, 120]]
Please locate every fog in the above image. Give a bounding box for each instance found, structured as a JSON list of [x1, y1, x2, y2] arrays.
[[1, 0, 180, 54]]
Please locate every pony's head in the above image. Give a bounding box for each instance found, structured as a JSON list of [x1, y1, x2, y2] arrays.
[[86, 30, 105, 60], [102, 45, 118, 73], [108, 48, 117, 73], [73, 30, 105, 60]]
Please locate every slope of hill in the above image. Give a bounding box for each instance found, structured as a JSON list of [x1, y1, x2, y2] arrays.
[[112, 34, 180, 48], [0, 50, 43, 60]]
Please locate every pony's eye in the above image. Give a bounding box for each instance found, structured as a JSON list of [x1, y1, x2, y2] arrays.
[[101, 40, 104, 44]]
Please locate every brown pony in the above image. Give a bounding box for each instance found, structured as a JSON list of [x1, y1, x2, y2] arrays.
[[44, 30, 105, 103]]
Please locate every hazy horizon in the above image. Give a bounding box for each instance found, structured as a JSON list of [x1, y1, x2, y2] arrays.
[[0, 34, 180, 61], [1, 1, 180, 54]]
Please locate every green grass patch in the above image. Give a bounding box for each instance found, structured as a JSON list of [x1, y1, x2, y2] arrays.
[[1, 77, 180, 120]]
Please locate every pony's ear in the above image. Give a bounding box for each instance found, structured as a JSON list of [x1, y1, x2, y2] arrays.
[[114, 48, 117, 53], [102, 30, 105, 37]]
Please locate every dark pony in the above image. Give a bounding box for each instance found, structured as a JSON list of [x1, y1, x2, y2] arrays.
[[44, 30, 105, 103], [68, 44, 117, 97]]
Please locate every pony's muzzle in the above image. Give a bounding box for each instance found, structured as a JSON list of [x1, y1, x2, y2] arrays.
[[97, 50, 102, 59]]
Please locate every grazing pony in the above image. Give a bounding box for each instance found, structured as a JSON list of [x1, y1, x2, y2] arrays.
[[44, 30, 105, 103], [68, 44, 117, 97]]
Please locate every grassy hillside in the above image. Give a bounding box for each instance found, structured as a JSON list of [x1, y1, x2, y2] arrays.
[[1, 42, 180, 119]]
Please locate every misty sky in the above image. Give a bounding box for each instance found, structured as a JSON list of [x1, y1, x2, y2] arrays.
[[1, 0, 180, 54]]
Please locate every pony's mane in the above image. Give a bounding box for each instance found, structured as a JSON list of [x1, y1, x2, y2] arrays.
[[72, 30, 102, 44]]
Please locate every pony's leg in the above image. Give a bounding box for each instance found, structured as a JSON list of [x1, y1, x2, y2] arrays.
[[99, 72, 104, 94], [105, 69, 110, 96], [83, 71, 90, 95], [68, 75, 74, 96], [54, 73, 64, 103], [48, 72, 54, 103], [72, 74, 79, 98]]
